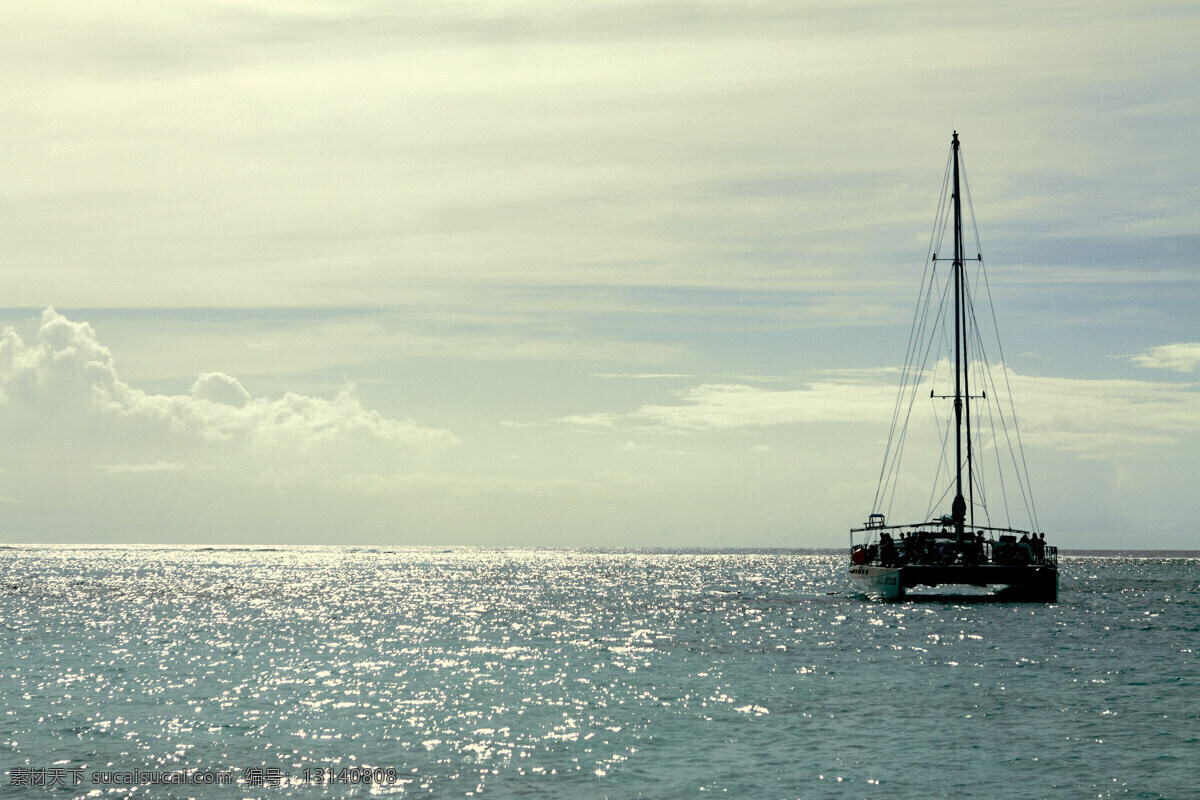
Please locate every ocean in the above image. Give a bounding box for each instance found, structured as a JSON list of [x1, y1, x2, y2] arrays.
[[1, 546, 1196, 799]]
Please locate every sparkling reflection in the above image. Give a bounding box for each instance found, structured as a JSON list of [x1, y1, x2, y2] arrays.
[[0, 547, 1195, 798]]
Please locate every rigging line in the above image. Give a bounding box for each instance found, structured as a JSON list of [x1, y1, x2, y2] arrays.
[[884, 264, 954, 519], [894, 285, 955, 521], [969, 256, 1036, 532], [967, 385, 993, 526], [963, 267, 1037, 530], [925, 410, 954, 519], [932, 195, 954, 277], [873, 151, 954, 512], [982, 376, 1013, 527], [963, 278, 1021, 530], [878, 237, 951, 511], [960, 281, 1008, 528], [979, 342, 1036, 528], [964, 248, 1035, 532], [966, 272, 1038, 530], [884, 335, 934, 518], [924, 387, 956, 521], [958, 149, 986, 266], [927, 455, 957, 522], [903, 156, 952, 394], [922, 337, 955, 522], [917, 327, 951, 520], [898, 261, 955, 514], [959, 153, 1040, 532], [874, 270, 935, 512], [971, 471, 991, 527], [875, 281, 934, 511], [875, 279, 932, 510]]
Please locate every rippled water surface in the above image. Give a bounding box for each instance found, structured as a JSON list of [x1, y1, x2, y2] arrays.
[[1, 546, 1197, 799]]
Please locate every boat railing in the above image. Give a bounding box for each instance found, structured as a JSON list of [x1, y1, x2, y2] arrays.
[[850, 532, 1057, 568]]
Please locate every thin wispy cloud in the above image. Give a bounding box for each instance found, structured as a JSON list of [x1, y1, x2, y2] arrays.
[[551, 365, 1200, 457], [5, 1, 1196, 310]]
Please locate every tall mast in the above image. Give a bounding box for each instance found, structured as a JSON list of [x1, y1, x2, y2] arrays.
[[959, 137, 975, 529], [950, 132, 967, 539]]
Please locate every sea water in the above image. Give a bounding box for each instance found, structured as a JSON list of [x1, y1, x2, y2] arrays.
[[1, 546, 1196, 799]]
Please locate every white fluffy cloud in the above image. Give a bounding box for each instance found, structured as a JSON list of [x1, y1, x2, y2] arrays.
[[0, 308, 458, 477], [1124, 343, 1200, 373], [191, 372, 252, 407]]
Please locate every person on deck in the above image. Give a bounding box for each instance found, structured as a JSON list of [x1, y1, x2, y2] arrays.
[[880, 533, 897, 567], [1018, 533, 1033, 565]]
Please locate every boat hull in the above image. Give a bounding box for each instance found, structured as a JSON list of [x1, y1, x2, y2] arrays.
[[849, 563, 1057, 602], [849, 565, 904, 599]]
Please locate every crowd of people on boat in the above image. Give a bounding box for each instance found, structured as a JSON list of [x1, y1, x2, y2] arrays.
[[860, 530, 1051, 567], [998, 532, 1050, 566]]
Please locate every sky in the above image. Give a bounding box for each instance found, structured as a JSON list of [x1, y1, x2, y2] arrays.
[[1, 1, 1198, 548]]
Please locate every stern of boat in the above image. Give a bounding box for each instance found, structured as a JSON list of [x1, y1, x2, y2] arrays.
[[849, 563, 904, 600]]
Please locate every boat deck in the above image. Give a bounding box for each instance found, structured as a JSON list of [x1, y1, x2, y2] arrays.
[[849, 524, 1058, 601]]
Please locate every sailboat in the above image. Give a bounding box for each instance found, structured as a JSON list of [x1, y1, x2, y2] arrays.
[[849, 132, 1058, 602]]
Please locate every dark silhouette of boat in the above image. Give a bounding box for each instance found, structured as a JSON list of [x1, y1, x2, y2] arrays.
[[849, 133, 1057, 602]]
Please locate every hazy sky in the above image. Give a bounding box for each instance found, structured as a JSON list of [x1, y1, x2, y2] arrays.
[[2, 1, 1197, 547]]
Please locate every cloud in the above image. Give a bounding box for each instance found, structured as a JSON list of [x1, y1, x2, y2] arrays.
[[7, 0, 1197, 315], [331, 470, 653, 498], [1123, 343, 1200, 373], [559, 378, 897, 433], [1012, 372, 1200, 452], [191, 372, 252, 407], [0, 308, 459, 477], [550, 364, 1200, 458], [96, 461, 186, 474], [638, 382, 895, 431], [595, 373, 696, 380]]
